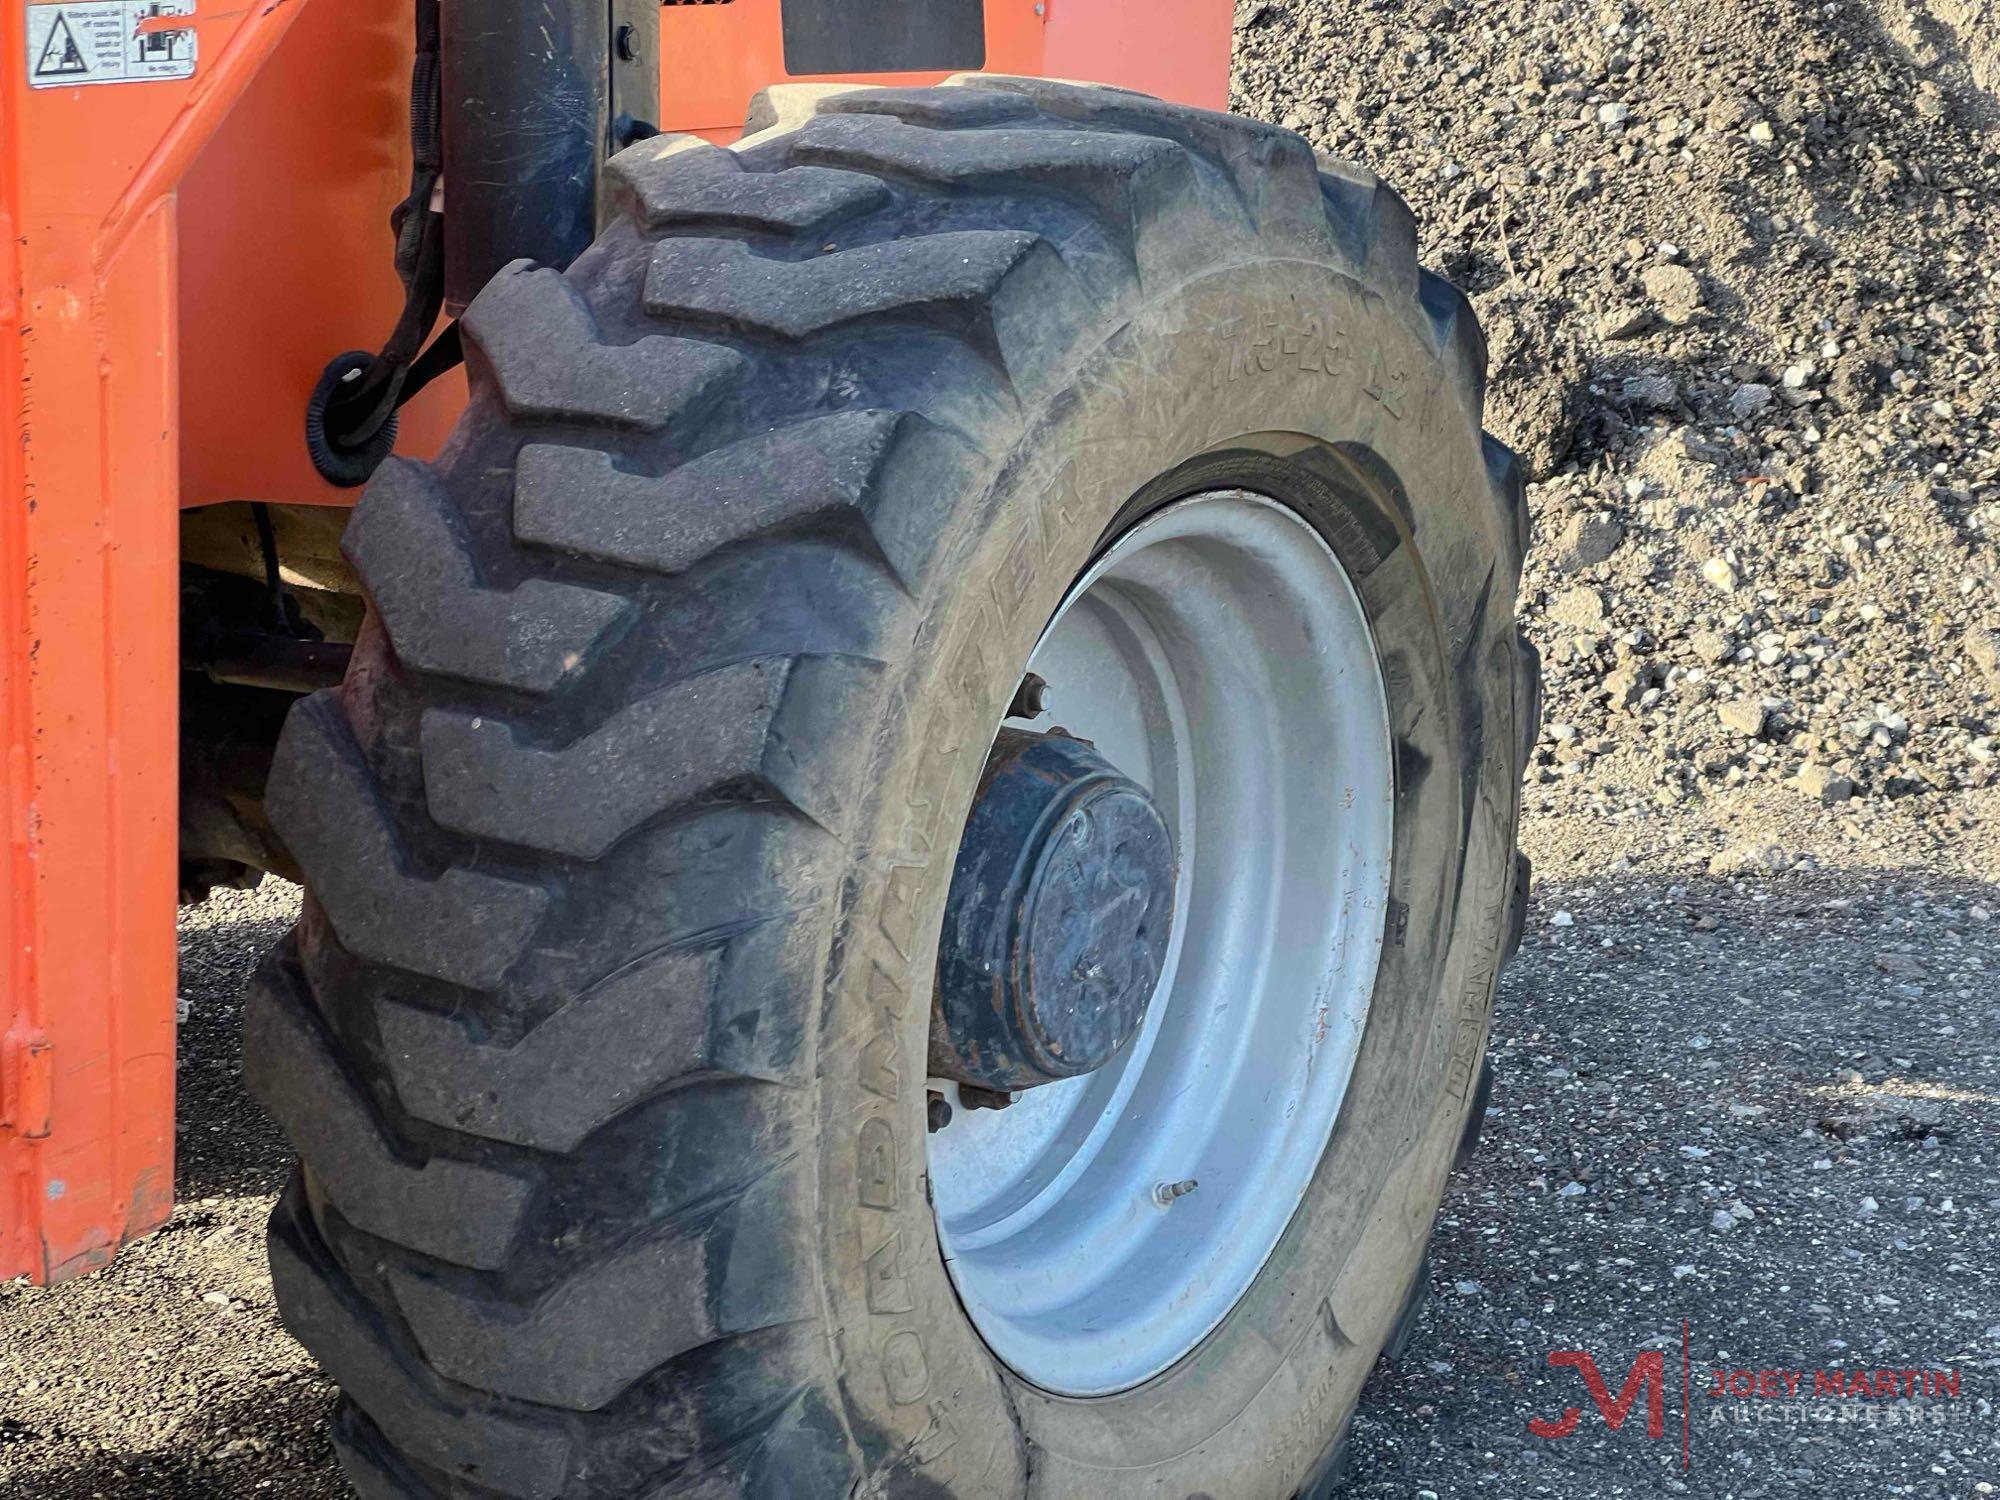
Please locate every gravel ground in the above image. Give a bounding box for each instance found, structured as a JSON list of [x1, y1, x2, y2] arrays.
[[0, 883, 347, 1499], [1236, 0, 2000, 879], [1350, 864, 2000, 1497], [3, 863, 1995, 1497]]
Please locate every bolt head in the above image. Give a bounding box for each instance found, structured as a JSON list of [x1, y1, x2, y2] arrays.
[[1009, 672, 1051, 720]]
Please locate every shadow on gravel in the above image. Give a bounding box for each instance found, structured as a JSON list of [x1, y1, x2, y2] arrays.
[[0, 1381, 343, 1499], [1341, 869, 2000, 1497], [175, 886, 299, 1202]]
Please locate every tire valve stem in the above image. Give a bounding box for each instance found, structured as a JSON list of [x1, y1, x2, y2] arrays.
[[1154, 1177, 1199, 1207]]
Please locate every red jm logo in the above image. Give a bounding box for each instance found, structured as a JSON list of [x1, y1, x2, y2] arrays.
[[1529, 1349, 1667, 1440]]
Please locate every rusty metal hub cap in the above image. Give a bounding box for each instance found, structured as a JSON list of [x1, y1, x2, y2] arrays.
[[930, 728, 1177, 1094], [926, 491, 1395, 1397]]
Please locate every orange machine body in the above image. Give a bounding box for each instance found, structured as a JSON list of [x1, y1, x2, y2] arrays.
[[0, 0, 1234, 1283]]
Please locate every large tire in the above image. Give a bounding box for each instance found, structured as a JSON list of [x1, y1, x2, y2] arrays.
[[249, 76, 1534, 1499]]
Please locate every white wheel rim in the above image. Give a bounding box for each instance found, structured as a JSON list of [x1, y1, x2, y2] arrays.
[[926, 490, 1396, 1396]]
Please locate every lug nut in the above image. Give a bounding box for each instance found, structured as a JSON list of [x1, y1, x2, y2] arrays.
[[1007, 672, 1050, 720], [927, 1094, 953, 1132]]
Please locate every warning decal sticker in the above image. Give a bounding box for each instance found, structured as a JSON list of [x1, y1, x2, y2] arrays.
[[27, 1, 195, 88]]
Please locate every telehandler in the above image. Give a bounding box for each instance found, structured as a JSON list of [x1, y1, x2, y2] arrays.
[[2, 0, 1537, 1492]]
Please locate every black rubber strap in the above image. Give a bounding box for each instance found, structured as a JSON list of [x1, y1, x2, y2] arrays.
[[396, 320, 463, 410], [393, 0, 443, 294], [317, 0, 459, 461]]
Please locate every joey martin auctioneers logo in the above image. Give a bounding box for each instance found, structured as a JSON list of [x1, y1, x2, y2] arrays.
[[1528, 1325, 1970, 1469]]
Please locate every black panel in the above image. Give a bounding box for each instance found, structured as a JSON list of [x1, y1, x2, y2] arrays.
[[781, 0, 985, 75]]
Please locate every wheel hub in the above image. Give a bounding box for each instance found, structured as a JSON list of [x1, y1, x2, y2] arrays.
[[931, 729, 1176, 1095], [925, 490, 1395, 1398]]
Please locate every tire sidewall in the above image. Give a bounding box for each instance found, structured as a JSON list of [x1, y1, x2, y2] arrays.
[[810, 260, 1521, 1498]]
